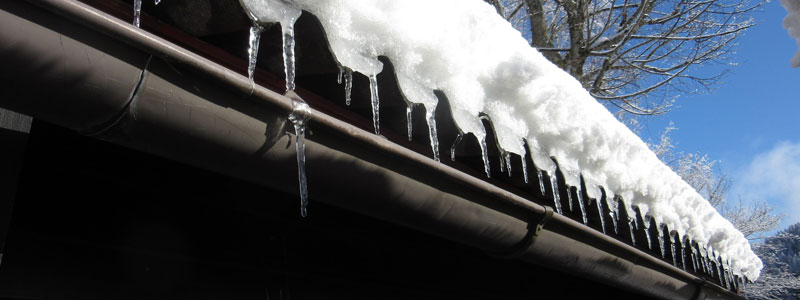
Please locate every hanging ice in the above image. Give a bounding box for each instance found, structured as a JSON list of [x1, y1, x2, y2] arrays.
[[406, 105, 413, 141], [594, 194, 606, 233], [670, 232, 678, 267], [133, 0, 142, 28], [550, 174, 562, 214], [288, 95, 311, 217], [628, 217, 637, 246], [281, 21, 298, 91], [504, 152, 512, 177], [237, 0, 761, 280], [566, 186, 574, 212], [343, 68, 353, 106], [605, 196, 619, 234], [521, 144, 529, 183], [426, 105, 440, 161], [499, 154, 506, 173], [537, 169, 546, 196], [680, 239, 687, 270], [395, 73, 441, 161], [369, 74, 381, 135], [451, 133, 463, 162], [657, 226, 666, 258], [577, 187, 587, 225], [239, 0, 302, 89], [247, 25, 264, 80], [643, 216, 653, 249], [479, 136, 491, 178]]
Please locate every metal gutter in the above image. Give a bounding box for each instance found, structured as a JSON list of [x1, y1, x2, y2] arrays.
[[1, 1, 743, 299]]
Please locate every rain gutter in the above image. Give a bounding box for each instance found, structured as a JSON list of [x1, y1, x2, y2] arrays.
[[0, 1, 742, 299]]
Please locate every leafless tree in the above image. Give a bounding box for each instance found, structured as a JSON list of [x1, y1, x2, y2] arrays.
[[486, 0, 764, 116]]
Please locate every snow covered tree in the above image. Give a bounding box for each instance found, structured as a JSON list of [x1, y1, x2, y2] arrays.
[[745, 223, 800, 300], [485, 0, 765, 116], [649, 124, 782, 240]]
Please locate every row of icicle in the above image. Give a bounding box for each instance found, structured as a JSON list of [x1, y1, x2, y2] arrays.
[[131, 2, 749, 287]]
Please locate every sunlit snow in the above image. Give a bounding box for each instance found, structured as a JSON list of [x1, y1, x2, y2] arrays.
[[238, 0, 761, 279]]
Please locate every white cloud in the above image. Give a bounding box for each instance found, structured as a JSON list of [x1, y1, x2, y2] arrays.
[[781, 0, 800, 67], [734, 141, 800, 226]]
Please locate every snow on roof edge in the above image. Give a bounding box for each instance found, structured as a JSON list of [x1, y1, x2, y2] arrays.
[[239, 0, 762, 280]]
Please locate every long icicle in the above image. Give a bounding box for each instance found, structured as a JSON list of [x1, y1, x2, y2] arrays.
[[521, 142, 529, 183], [247, 24, 265, 80], [479, 136, 491, 178], [504, 152, 512, 177], [550, 174, 562, 214], [426, 104, 440, 162], [595, 193, 606, 233], [406, 105, 413, 141], [288, 97, 311, 217], [566, 186, 574, 212], [344, 68, 353, 105], [537, 169, 546, 196], [369, 74, 380, 134], [577, 186, 588, 225]]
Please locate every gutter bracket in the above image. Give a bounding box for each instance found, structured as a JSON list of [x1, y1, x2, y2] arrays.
[[490, 205, 554, 259]]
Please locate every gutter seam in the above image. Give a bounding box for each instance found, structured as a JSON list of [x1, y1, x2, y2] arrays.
[[81, 55, 154, 137]]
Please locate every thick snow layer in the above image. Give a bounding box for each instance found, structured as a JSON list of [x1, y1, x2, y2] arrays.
[[782, 0, 800, 67], [240, 0, 761, 279]]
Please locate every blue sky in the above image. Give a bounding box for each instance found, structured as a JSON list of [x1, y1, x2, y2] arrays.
[[637, 0, 800, 232]]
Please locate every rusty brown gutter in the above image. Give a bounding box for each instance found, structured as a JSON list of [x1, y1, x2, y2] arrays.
[[1, 1, 743, 299]]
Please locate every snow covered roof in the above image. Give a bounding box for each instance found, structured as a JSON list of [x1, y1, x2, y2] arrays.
[[236, 0, 762, 280]]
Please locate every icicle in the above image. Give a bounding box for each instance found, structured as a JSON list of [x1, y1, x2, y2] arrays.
[[680, 240, 687, 270], [133, 0, 142, 28], [657, 226, 666, 258], [628, 217, 637, 246], [337, 66, 343, 84], [504, 152, 512, 177], [550, 174, 562, 214], [566, 186, 574, 211], [521, 144, 529, 183], [499, 154, 506, 173], [479, 136, 491, 178], [369, 74, 380, 135], [537, 169, 546, 196], [669, 233, 678, 267], [425, 104, 440, 162], [406, 105, 413, 141], [690, 249, 698, 273], [344, 68, 353, 106], [451, 133, 463, 161], [642, 217, 653, 249], [281, 22, 297, 92], [595, 194, 606, 233], [577, 187, 588, 225], [288, 97, 311, 217], [607, 197, 619, 234], [247, 24, 265, 80], [699, 247, 708, 274]]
